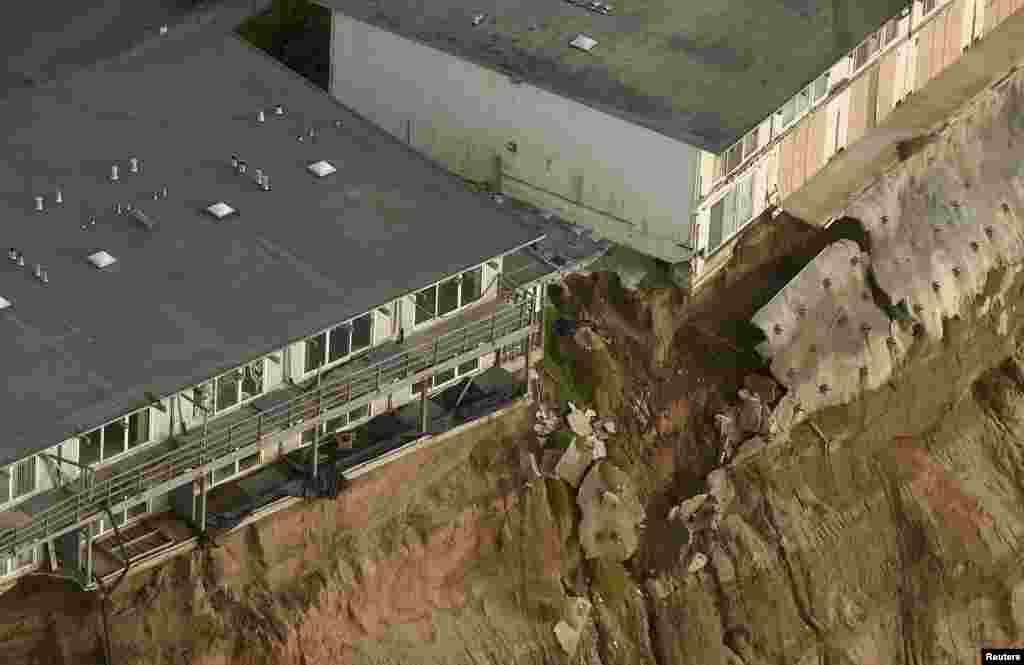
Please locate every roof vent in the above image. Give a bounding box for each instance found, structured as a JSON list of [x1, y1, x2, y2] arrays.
[[130, 208, 157, 230], [0, 296, 10, 310], [570, 34, 597, 51], [206, 202, 237, 220], [307, 160, 337, 178], [472, 12, 488, 26], [88, 251, 117, 269]]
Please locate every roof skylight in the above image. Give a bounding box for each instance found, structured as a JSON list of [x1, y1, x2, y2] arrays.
[[307, 160, 337, 178], [87, 251, 117, 269], [206, 202, 237, 220], [570, 34, 598, 52]]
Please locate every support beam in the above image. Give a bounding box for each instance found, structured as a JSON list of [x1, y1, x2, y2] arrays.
[[312, 371, 323, 493], [198, 476, 208, 534], [420, 379, 430, 434]]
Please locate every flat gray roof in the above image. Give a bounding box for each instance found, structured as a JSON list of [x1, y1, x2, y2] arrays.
[[0, 29, 541, 467], [317, 0, 905, 152]]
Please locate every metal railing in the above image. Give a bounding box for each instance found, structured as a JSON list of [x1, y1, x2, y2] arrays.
[[0, 296, 537, 557]]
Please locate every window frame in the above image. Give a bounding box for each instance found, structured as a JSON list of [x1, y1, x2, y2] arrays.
[[302, 311, 376, 377], [412, 356, 482, 396], [0, 547, 35, 578], [302, 402, 374, 445], [195, 357, 268, 417], [208, 450, 263, 488], [0, 455, 40, 507], [78, 407, 153, 468], [410, 265, 485, 329], [96, 498, 150, 536]]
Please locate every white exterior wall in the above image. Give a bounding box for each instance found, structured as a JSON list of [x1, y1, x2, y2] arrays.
[[330, 11, 699, 263]]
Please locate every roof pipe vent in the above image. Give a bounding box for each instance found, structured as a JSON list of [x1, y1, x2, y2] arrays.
[[33, 264, 42, 279], [129, 157, 139, 174], [34, 196, 44, 212], [261, 176, 271, 192], [8, 248, 18, 263], [55, 189, 63, 205], [110, 164, 119, 181], [40, 269, 48, 284], [273, 105, 284, 116], [257, 110, 266, 123], [17, 253, 24, 267]]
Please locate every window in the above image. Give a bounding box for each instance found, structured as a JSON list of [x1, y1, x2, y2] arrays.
[[742, 131, 758, 159], [199, 359, 266, 414], [724, 144, 742, 174], [922, 0, 937, 13], [0, 467, 9, 505], [302, 403, 373, 445], [777, 97, 796, 130], [881, 18, 898, 46], [412, 266, 485, 327], [708, 199, 725, 252], [79, 410, 151, 466], [305, 313, 374, 374], [0, 548, 35, 577], [812, 72, 830, 102], [853, 32, 879, 70], [734, 175, 754, 227], [795, 86, 811, 117], [412, 356, 481, 395], [13, 457, 36, 498], [209, 451, 262, 487]]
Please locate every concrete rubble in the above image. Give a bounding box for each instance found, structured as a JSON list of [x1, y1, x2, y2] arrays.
[[687, 551, 708, 574], [553, 596, 593, 657], [578, 462, 643, 561]]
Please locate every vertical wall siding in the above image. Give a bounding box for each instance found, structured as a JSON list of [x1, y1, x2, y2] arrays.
[[915, 20, 936, 87], [847, 72, 873, 145], [877, 46, 901, 120]]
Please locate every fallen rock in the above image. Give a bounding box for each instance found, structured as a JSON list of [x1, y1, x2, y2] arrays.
[[706, 468, 736, 514], [669, 493, 708, 523], [602, 419, 617, 434], [520, 451, 542, 481], [567, 407, 595, 439], [687, 551, 708, 574], [732, 436, 768, 463], [736, 389, 766, 435], [709, 543, 736, 584], [554, 620, 582, 657], [554, 438, 590, 487], [564, 595, 593, 630], [578, 463, 643, 561], [541, 450, 563, 477]]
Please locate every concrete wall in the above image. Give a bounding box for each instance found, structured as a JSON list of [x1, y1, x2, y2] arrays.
[[329, 11, 699, 263]]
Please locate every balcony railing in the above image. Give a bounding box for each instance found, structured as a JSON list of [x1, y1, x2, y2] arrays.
[[0, 296, 537, 558]]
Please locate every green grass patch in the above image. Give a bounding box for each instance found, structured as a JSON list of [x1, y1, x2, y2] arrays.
[[543, 305, 595, 408], [545, 429, 575, 450]]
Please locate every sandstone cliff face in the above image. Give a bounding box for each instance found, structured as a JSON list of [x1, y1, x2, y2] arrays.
[[2, 69, 1024, 665]]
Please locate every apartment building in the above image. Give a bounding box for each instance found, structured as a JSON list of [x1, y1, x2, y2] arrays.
[[692, 0, 1024, 290], [0, 26, 605, 589], [313, 0, 904, 265]]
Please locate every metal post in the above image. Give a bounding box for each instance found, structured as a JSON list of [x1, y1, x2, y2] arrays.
[[198, 475, 208, 533], [198, 403, 209, 534], [84, 523, 95, 584], [376, 367, 382, 393], [312, 371, 322, 488], [432, 340, 439, 367], [257, 414, 263, 442], [420, 377, 430, 434], [492, 311, 501, 367]]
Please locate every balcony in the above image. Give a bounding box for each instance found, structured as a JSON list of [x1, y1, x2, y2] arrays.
[[0, 296, 538, 563]]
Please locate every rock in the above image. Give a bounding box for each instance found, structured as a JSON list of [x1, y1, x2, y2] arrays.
[[554, 620, 582, 657], [590, 436, 607, 460], [732, 436, 768, 463], [670, 493, 708, 523], [706, 469, 736, 514], [541, 450, 563, 477], [687, 552, 708, 574], [567, 408, 595, 439], [554, 438, 592, 487], [578, 463, 643, 561], [564, 596, 593, 630], [709, 543, 736, 584], [520, 451, 542, 481], [602, 419, 617, 434], [744, 373, 781, 405], [736, 389, 766, 435], [722, 644, 746, 665]]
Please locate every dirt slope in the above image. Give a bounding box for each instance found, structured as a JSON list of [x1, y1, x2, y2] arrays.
[[2, 63, 1024, 665]]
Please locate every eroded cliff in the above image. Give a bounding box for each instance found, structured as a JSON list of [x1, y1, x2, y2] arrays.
[[2, 63, 1024, 665]]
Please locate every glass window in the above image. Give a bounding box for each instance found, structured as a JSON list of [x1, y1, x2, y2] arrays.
[[216, 370, 241, 412], [103, 420, 127, 459], [458, 358, 480, 375], [434, 367, 456, 386], [708, 199, 725, 251], [329, 325, 351, 363], [813, 72, 830, 101], [14, 549, 34, 570], [742, 131, 758, 159], [415, 288, 436, 325], [438, 278, 460, 317], [305, 333, 327, 373], [780, 97, 795, 128], [241, 361, 264, 401], [412, 379, 429, 394], [461, 267, 483, 304], [80, 430, 102, 466], [127, 409, 150, 449], [795, 87, 810, 117], [13, 458, 35, 498], [351, 314, 372, 352], [325, 415, 346, 433], [0, 468, 9, 504]]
